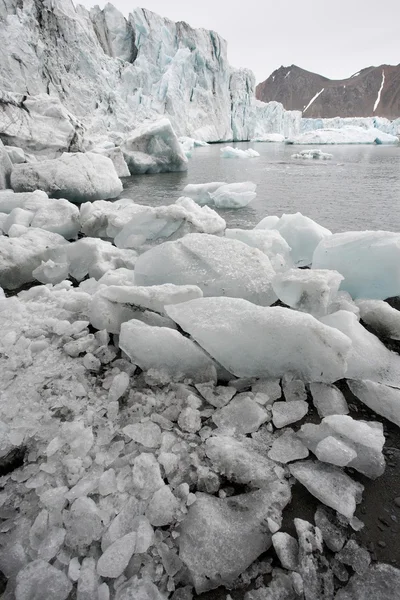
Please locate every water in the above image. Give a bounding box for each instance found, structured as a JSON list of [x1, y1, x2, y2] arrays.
[[120, 142, 400, 232]]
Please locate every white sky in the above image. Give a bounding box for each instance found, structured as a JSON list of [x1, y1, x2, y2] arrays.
[[75, 0, 400, 83]]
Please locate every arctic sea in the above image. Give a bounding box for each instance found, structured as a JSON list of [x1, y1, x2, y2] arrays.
[[121, 142, 400, 232]]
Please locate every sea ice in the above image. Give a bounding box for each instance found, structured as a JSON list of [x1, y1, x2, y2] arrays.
[[289, 460, 364, 519], [322, 310, 400, 386], [289, 126, 399, 145], [272, 268, 343, 316], [179, 481, 291, 592], [220, 146, 260, 158], [348, 380, 400, 427], [210, 182, 257, 208], [309, 383, 349, 417], [119, 319, 216, 381], [313, 230, 400, 300], [11, 152, 123, 203], [134, 234, 277, 306], [166, 299, 351, 382], [292, 148, 333, 159], [357, 299, 400, 339], [225, 228, 293, 271], [121, 118, 188, 174]]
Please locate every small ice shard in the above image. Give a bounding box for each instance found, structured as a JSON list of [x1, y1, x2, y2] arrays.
[[289, 460, 363, 519], [294, 518, 328, 600], [15, 560, 72, 600], [195, 383, 236, 408], [272, 268, 344, 316], [97, 532, 137, 578], [179, 481, 291, 593], [313, 230, 400, 300], [212, 396, 269, 434], [315, 436, 357, 467], [64, 497, 103, 548], [245, 571, 296, 600], [268, 430, 309, 463], [336, 540, 371, 575], [272, 401, 309, 428], [314, 506, 347, 552], [272, 532, 299, 570], [115, 577, 166, 600], [310, 383, 349, 417], [77, 557, 98, 600], [348, 379, 400, 427], [123, 422, 162, 448], [205, 435, 282, 488], [108, 372, 130, 402], [131, 453, 165, 499], [357, 299, 400, 340], [146, 486, 179, 526], [335, 563, 400, 600], [99, 469, 117, 496]]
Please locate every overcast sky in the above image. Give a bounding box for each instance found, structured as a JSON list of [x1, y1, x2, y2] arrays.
[[76, 0, 400, 83]]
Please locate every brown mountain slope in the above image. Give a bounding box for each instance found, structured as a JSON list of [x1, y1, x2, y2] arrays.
[[256, 64, 400, 119]]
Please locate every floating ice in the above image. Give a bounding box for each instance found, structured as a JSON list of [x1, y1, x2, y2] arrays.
[[121, 119, 188, 174], [135, 234, 277, 306], [272, 268, 344, 316], [182, 182, 227, 206], [322, 310, 400, 387], [357, 300, 400, 340], [179, 481, 291, 593], [289, 460, 363, 519], [11, 152, 123, 203], [309, 383, 349, 417], [225, 228, 293, 271], [348, 380, 400, 427], [289, 126, 399, 145], [210, 182, 257, 208], [292, 149, 333, 160], [166, 299, 351, 382], [220, 146, 260, 158], [119, 319, 216, 381], [313, 230, 400, 299]]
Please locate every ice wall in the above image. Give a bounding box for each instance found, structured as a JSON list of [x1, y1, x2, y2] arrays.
[[0, 0, 301, 150], [301, 116, 400, 136]]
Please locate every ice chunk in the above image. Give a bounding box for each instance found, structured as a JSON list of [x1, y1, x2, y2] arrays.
[[347, 380, 400, 427], [272, 268, 343, 316], [252, 378, 282, 402], [336, 540, 371, 574], [0, 228, 68, 289], [310, 383, 349, 417], [108, 372, 130, 402], [212, 396, 269, 433], [292, 149, 333, 159], [121, 118, 188, 174], [313, 231, 400, 300], [65, 238, 137, 281], [99, 469, 117, 496], [254, 215, 280, 230], [220, 146, 260, 158], [178, 407, 202, 433], [179, 481, 291, 593], [146, 486, 179, 526], [210, 182, 257, 208], [290, 126, 399, 145], [357, 299, 400, 340], [195, 383, 236, 407], [166, 298, 351, 382], [322, 310, 400, 387], [0, 139, 12, 189], [11, 152, 123, 203], [272, 401, 309, 428], [272, 213, 332, 267], [131, 453, 165, 499], [97, 532, 137, 578], [298, 415, 385, 478], [119, 320, 216, 381], [314, 506, 346, 552], [64, 497, 103, 548], [2, 207, 33, 232], [225, 228, 293, 271], [335, 563, 400, 600], [77, 557, 98, 600], [15, 560, 72, 600], [115, 577, 165, 600], [182, 182, 227, 206], [123, 422, 162, 448], [282, 379, 307, 402], [135, 234, 277, 306], [101, 498, 143, 550], [91, 146, 130, 177], [272, 532, 299, 570], [268, 430, 309, 463], [205, 435, 281, 488], [289, 460, 363, 519]]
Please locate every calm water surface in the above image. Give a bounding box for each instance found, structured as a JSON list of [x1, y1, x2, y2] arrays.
[[119, 142, 400, 232]]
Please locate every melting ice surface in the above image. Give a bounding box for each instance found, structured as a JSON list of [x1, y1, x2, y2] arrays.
[[120, 142, 400, 232]]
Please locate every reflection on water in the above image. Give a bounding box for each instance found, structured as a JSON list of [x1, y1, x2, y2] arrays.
[[119, 142, 400, 232]]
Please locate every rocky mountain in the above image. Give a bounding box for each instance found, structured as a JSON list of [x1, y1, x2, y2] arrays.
[[256, 64, 400, 119], [0, 0, 300, 154]]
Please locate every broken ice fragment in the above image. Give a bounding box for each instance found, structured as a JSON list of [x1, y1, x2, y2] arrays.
[[272, 401, 309, 428], [97, 532, 137, 578]]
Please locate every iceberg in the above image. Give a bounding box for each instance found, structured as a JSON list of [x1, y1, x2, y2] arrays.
[[220, 146, 260, 158], [165, 298, 351, 381], [134, 233, 277, 306], [291, 149, 333, 160], [121, 119, 188, 174], [289, 126, 398, 145], [313, 231, 400, 299], [11, 152, 123, 203]]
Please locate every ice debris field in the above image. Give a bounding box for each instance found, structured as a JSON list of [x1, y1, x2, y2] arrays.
[[1, 118, 400, 600]]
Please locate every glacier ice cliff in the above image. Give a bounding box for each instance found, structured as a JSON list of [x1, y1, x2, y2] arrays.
[[0, 0, 301, 153]]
